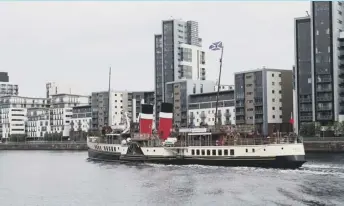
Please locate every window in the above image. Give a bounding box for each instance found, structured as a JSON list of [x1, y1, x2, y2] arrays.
[[279, 107, 282, 110], [279, 90, 282, 94], [272, 115, 275, 119], [272, 98, 275, 102], [191, 149, 195, 155], [245, 148, 248, 153], [272, 82, 275, 86], [224, 149, 228, 155], [272, 73, 274, 77], [207, 150, 211, 155], [230, 149, 235, 155], [279, 73, 281, 77], [252, 148, 255, 153], [272, 107, 275, 110], [196, 150, 200, 155], [272, 90, 275, 94], [338, 20, 343, 24], [201, 150, 205, 155], [279, 115, 282, 118], [218, 150, 222, 156], [212, 149, 216, 155]]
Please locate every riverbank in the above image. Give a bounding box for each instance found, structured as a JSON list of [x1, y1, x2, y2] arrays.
[[0, 142, 87, 150]]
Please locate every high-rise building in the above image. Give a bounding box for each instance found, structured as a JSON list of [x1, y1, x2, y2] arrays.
[[235, 68, 293, 136], [154, 19, 206, 126], [293, 2, 344, 133], [0, 72, 9, 82]]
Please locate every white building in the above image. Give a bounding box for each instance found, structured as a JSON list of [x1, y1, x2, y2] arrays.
[[0, 96, 50, 139], [27, 108, 50, 139], [188, 90, 236, 127], [71, 105, 91, 132], [91, 90, 130, 131], [0, 82, 19, 96], [50, 94, 90, 137]]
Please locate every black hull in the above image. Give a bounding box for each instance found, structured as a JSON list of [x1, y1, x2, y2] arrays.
[[88, 149, 306, 169], [88, 149, 121, 162]]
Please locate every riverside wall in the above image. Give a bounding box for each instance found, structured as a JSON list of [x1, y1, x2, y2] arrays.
[[0, 142, 87, 151]]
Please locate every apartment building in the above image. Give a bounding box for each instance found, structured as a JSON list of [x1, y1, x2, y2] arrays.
[[27, 108, 50, 139], [154, 19, 206, 127], [165, 79, 215, 127], [50, 94, 90, 137], [235, 68, 293, 135], [0, 82, 19, 96], [293, 2, 344, 133], [188, 90, 236, 127], [71, 105, 92, 132], [0, 96, 50, 139], [127, 91, 155, 123], [91, 90, 129, 131]]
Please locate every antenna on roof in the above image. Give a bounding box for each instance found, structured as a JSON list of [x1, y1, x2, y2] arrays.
[[306, 11, 310, 17]]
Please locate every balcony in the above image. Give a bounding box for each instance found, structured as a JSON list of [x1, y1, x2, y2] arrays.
[[236, 119, 245, 124], [255, 118, 263, 123], [236, 103, 244, 107], [299, 98, 312, 103], [317, 96, 332, 102], [236, 110, 245, 115], [317, 106, 332, 111], [317, 114, 333, 121], [300, 116, 313, 121], [300, 107, 312, 112], [255, 110, 263, 114], [254, 102, 263, 106], [316, 87, 332, 92], [316, 77, 332, 84]]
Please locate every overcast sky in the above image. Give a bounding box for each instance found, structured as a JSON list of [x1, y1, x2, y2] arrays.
[[0, 1, 309, 97]]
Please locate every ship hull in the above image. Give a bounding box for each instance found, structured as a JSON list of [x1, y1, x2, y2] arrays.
[[91, 153, 306, 169], [88, 148, 121, 162]]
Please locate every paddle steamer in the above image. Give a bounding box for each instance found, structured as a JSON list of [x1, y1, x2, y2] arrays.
[[87, 103, 306, 169]]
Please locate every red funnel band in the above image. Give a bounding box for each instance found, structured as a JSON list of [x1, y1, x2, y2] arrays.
[[158, 112, 173, 140], [139, 113, 153, 135]]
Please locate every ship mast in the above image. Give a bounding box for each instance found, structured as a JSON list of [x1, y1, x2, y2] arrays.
[[108, 67, 112, 128]]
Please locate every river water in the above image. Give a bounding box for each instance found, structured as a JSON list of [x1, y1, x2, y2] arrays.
[[0, 151, 343, 206]]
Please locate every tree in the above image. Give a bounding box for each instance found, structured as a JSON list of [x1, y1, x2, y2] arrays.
[[9, 134, 26, 142]]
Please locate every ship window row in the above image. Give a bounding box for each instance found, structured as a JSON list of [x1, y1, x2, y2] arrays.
[[191, 149, 234, 156], [94, 145, 116, 152]]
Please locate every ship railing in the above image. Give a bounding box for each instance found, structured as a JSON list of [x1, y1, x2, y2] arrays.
[[172, 136, 301, 147]]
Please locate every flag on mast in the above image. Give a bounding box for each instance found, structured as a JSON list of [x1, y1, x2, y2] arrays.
[[209, 41, 223, 51], [289, 112, 294, 125]]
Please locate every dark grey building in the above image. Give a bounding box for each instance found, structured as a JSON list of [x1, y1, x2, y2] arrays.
[[91, 91, 109, 131], [0, 72, 9, 82], [235, 68, 293, 136], [294, 17, 313, 130], [293, 2, 344, 133]]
